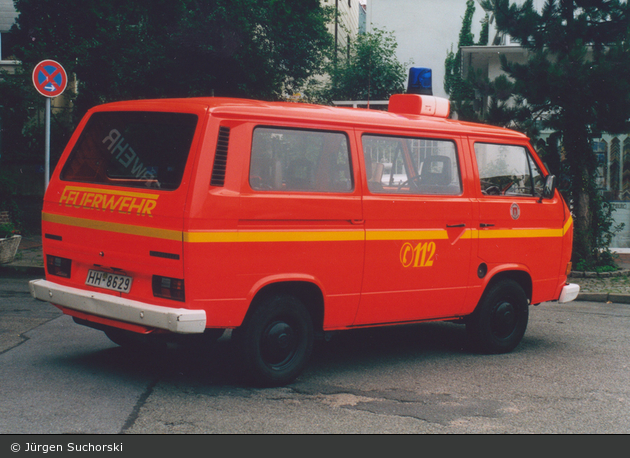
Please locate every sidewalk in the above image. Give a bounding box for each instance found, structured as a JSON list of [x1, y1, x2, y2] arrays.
[[3, 234, 630, 303], [0, 234, 45, 276]]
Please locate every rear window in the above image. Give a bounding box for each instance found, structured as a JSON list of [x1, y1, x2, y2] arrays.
[[61, 111, 198, 190]]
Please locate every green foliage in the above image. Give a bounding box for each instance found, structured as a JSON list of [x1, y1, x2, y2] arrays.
[[0, 222, 19, 239], [9, 0, 333, 115], [313, 27, 407, 103], [444, 0, 487, 121], [0, 171, 22, 234], [478, 0, 630, 266], [0, 0, 334, 175]]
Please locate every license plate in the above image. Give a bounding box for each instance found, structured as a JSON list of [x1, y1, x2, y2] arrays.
[[86, 270, 133, 293]]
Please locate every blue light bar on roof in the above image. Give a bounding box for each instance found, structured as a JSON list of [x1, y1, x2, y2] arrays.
[[407, 67, 433, 95]]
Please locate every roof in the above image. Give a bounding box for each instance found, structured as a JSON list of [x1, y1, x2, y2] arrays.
[[94, 97, 529, 141]]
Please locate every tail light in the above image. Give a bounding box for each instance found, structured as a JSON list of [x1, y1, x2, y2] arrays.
[[152, 275, 185, 302], [47, 255, 71, 278]]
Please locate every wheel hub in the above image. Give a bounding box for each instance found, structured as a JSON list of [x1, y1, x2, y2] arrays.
[[491, 301, 516, 338], [262, 321, 296, 366]]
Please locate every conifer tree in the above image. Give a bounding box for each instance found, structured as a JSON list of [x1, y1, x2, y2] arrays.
[[481, 0, 630, 266], [444, 0, 478, 120]]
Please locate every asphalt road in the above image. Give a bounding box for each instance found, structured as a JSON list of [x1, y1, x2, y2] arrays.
[[1, 274, 629, 434]]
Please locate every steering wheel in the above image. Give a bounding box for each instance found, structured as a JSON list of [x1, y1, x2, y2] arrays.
[[398, 175, 422, 192]]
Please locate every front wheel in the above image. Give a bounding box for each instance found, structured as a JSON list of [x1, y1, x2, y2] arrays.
[[466, 279, 529, 354], [234, 294, 314, 387]]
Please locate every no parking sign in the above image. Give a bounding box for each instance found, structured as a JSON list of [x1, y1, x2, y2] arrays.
[[32, 60, 67, 98], [32, 60, 68, 189]]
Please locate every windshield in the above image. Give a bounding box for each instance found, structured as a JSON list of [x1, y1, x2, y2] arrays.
[[61, 111, 198, 190]]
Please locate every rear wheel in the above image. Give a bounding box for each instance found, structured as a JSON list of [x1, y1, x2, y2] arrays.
[[234, 294, 314, 387], [466, 279, 529, 354]]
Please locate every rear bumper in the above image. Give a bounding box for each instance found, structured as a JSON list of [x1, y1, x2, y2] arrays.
[[558, 283, 580, 303], [29, 279, 206, 334]]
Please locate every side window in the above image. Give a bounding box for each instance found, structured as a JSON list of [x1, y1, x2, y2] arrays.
[[249, 127, 353, 193], [362, 135, 462, 195], [474, 143, 544, 197]]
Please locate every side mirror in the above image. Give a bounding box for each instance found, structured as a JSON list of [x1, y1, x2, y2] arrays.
[[540, 174, 557, 202]]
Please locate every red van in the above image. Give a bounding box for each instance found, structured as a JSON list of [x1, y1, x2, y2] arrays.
[[29, 92, 579, 386]]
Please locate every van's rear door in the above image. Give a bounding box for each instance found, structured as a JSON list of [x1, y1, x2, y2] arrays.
[[41, 107, 203, 309]]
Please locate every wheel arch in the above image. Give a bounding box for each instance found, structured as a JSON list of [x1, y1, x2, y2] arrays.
[[245, 280, 325, 335], [482, 268, 533, 304]]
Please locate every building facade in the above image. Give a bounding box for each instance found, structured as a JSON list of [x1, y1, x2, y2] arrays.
[[0, 0, 18, 71], [321, 0, 361, 61]]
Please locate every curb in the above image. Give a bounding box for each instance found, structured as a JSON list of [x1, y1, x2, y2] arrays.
[[569, 269, 630, 278], [570, 269, 630, 303], [575, 292, 630, 303]]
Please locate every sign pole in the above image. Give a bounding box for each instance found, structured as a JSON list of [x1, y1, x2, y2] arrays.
[[32, 60, 67, 191], [45, 97, 51, 189]]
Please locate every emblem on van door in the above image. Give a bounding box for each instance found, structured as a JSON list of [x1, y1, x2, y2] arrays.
[[510, 203, 521, 220], [400, 241, 436, 268]]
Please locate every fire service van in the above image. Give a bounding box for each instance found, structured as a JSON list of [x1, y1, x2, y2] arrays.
[[29, 88, 579, 386]]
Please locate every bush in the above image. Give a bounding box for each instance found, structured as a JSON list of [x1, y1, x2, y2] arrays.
[[0, 221, 19, 239], [0, 172, 22, 234]]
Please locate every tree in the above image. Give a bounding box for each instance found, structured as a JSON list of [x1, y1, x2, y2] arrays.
[[314, 27, 407, 103], [8, 0, 333, 117], [481, 0, 630, 267], [0, 0, 334, 185], [444, 0, 490, 121]]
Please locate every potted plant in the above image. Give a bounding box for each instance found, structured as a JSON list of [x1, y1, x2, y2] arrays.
[[0, 219, 21, 264]]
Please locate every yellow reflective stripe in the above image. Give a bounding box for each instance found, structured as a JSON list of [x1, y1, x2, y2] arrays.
[[43, 213, 181, 241], [563, 216, 573, 235], [479, 228, 564, 239], [44, 212, 573, 243], [479, 216, 573, 239], [366, 229, 448, 241], [184, 230, 364, 243]]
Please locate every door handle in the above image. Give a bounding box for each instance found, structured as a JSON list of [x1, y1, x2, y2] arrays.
[[480, 223, 495, 227], [446, 223, 466, 228]]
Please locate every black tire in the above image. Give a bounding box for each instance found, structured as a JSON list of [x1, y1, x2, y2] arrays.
[[234, 294, 314, 387], [466, 279, 529, 354]]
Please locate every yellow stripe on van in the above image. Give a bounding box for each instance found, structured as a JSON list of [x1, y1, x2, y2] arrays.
[[563, 216, 573, 235], [184, 230, 364, 243], [479, 216, 573, 240], [366, 229, 449, 241], [43, 212, 572, 244], [479, 227, 564, 239], [43, 213, 182, 241]]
